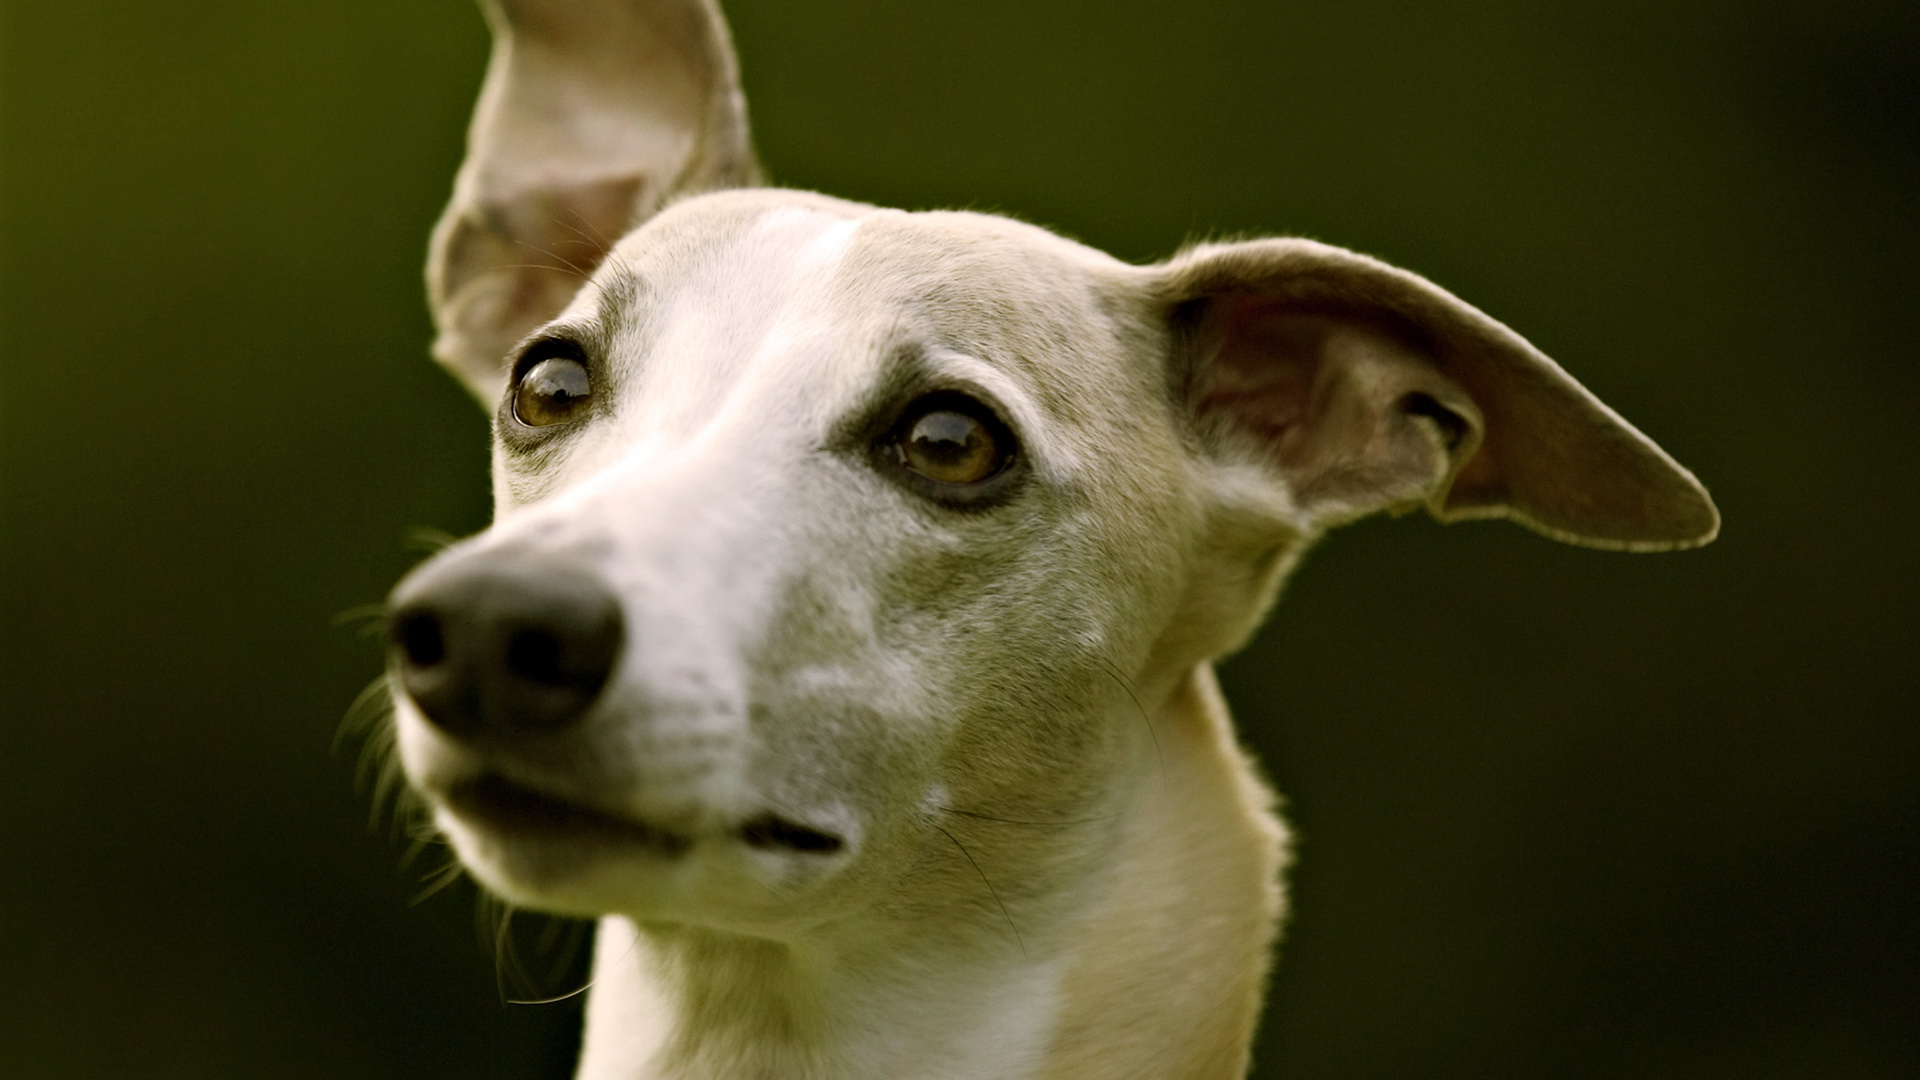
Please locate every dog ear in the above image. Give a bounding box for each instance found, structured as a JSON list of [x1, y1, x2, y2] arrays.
[[428, 0, 761, 403], [1161, 239, 1718, 550]]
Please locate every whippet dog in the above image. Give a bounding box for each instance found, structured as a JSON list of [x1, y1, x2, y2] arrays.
[[381, 2, 1719, 1076]]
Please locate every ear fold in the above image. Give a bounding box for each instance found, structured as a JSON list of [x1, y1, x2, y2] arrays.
[[428, 0, 761, 403], [1162, 239, 1718, 551]]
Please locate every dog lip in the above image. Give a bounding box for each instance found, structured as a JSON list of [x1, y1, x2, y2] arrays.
[[738, 813, 846, 855], [444, 773, 692, 855]]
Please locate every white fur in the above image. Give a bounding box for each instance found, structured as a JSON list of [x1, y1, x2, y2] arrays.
[[385, 4, 1718, 1078]]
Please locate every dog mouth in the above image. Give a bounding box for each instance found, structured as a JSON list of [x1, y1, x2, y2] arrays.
[[443, 774, 844, 856], [737, 814, 846, 854], [446, 773, 692, 854]]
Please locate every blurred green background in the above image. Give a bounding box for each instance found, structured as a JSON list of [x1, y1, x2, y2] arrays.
[[2, 1, 1915, 1076]]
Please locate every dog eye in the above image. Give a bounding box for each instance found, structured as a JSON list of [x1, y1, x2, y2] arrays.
[[514, 356, 592, 427], [893, 398, 1012, 487]]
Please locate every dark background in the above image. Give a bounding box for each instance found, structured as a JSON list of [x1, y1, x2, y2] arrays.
[[3, 1, 1915, 1076]]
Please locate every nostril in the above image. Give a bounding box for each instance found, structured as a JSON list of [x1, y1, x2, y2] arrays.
[[393, 610, 446, 668], [387, 552, 622, 738], [506, 627, 566, 686]]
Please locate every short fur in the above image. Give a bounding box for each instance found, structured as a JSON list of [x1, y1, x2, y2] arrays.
[[384, 3, 1717, 1078]]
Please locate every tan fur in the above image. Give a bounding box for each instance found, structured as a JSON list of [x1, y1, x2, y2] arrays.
[[382, 4, 1718, 1078], [1041, 666, 1287, 1080]]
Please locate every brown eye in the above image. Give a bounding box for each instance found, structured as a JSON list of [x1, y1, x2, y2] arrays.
[[513, 356, 592, 427], [899, 407, 1007, 486]]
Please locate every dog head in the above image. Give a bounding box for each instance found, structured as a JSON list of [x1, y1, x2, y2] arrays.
[[385, 0, 1716, 931]]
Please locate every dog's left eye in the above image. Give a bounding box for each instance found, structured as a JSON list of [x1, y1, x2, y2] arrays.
[[886, 393, 1017, 496], [514, 356, 593, 427], [901, 410, 1000, 484]]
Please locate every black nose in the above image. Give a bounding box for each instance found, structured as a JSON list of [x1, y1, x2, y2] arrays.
[[387, 551, 624, 740]]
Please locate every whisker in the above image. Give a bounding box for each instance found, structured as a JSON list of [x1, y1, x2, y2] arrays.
[[539, 917, 592, 985], [489, 900, 522, 1004], [489, 261, 586, 280], [335, 668, 437, 848], [481, 899, 598, 1005], [935, 806, 1112, 827], [509, 915, 642, 1007], [930, 823, 1025, 957], [335, 671, 394, 753], [405, 526, 464, 555], [508, 981, 596, 1006], [511, 240, 593, 281], [331, 603, 389, 635], [338, 674, 405, 827], [409, 857, 467, 906], [1095, 656, 1164, 779], [554, 214, 617, 253], [507, 918, 598, 1005], [396, 826, 446, 870]]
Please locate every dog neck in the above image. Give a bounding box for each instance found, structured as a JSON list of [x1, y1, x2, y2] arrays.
[[574, 664, 1286, 1080]]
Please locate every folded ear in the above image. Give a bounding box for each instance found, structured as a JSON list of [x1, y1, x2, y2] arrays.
[[1161, 239, 1718, 551], [428, 0, 761, 403]]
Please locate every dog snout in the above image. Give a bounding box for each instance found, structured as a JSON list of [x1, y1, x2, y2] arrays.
[[387, 551, 624, 740]]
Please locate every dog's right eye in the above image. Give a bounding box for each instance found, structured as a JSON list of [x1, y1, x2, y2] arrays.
[[514, 356, 593, 427]]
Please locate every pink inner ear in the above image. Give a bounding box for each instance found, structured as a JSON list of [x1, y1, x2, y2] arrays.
[[1165, 238, 1718, 546], [1196, 298, 1326, 466], [1191, 297, 1490, 521]]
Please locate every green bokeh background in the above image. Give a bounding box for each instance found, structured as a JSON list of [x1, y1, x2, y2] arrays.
[[2, 2, 1914, 1076]]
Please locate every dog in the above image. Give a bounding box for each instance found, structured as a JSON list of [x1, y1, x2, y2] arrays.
[[381, 1, 1719, 1076]]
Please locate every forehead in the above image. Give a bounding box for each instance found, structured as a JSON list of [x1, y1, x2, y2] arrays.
[[607, 188, 1132, 309], [568, 192, 1153, 428]]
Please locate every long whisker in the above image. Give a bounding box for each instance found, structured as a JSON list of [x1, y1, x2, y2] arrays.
[[409, 857, 468, 906], [554, 214, 617, 253], [931, 823, 1025, 957], [491, 901, 521, 1004], [331, 603, 389, 637], [511, 240, 593, 281], [507, 917, 617, 1006], [1095, 656, 1163, 779], [336, 671, 429, 838], [335, 670, 394, 754], [508, 981, 595, 1006], [405, 527, 464, 555], [489, 261, 586, 280], [935, 806, 1112, 827]]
